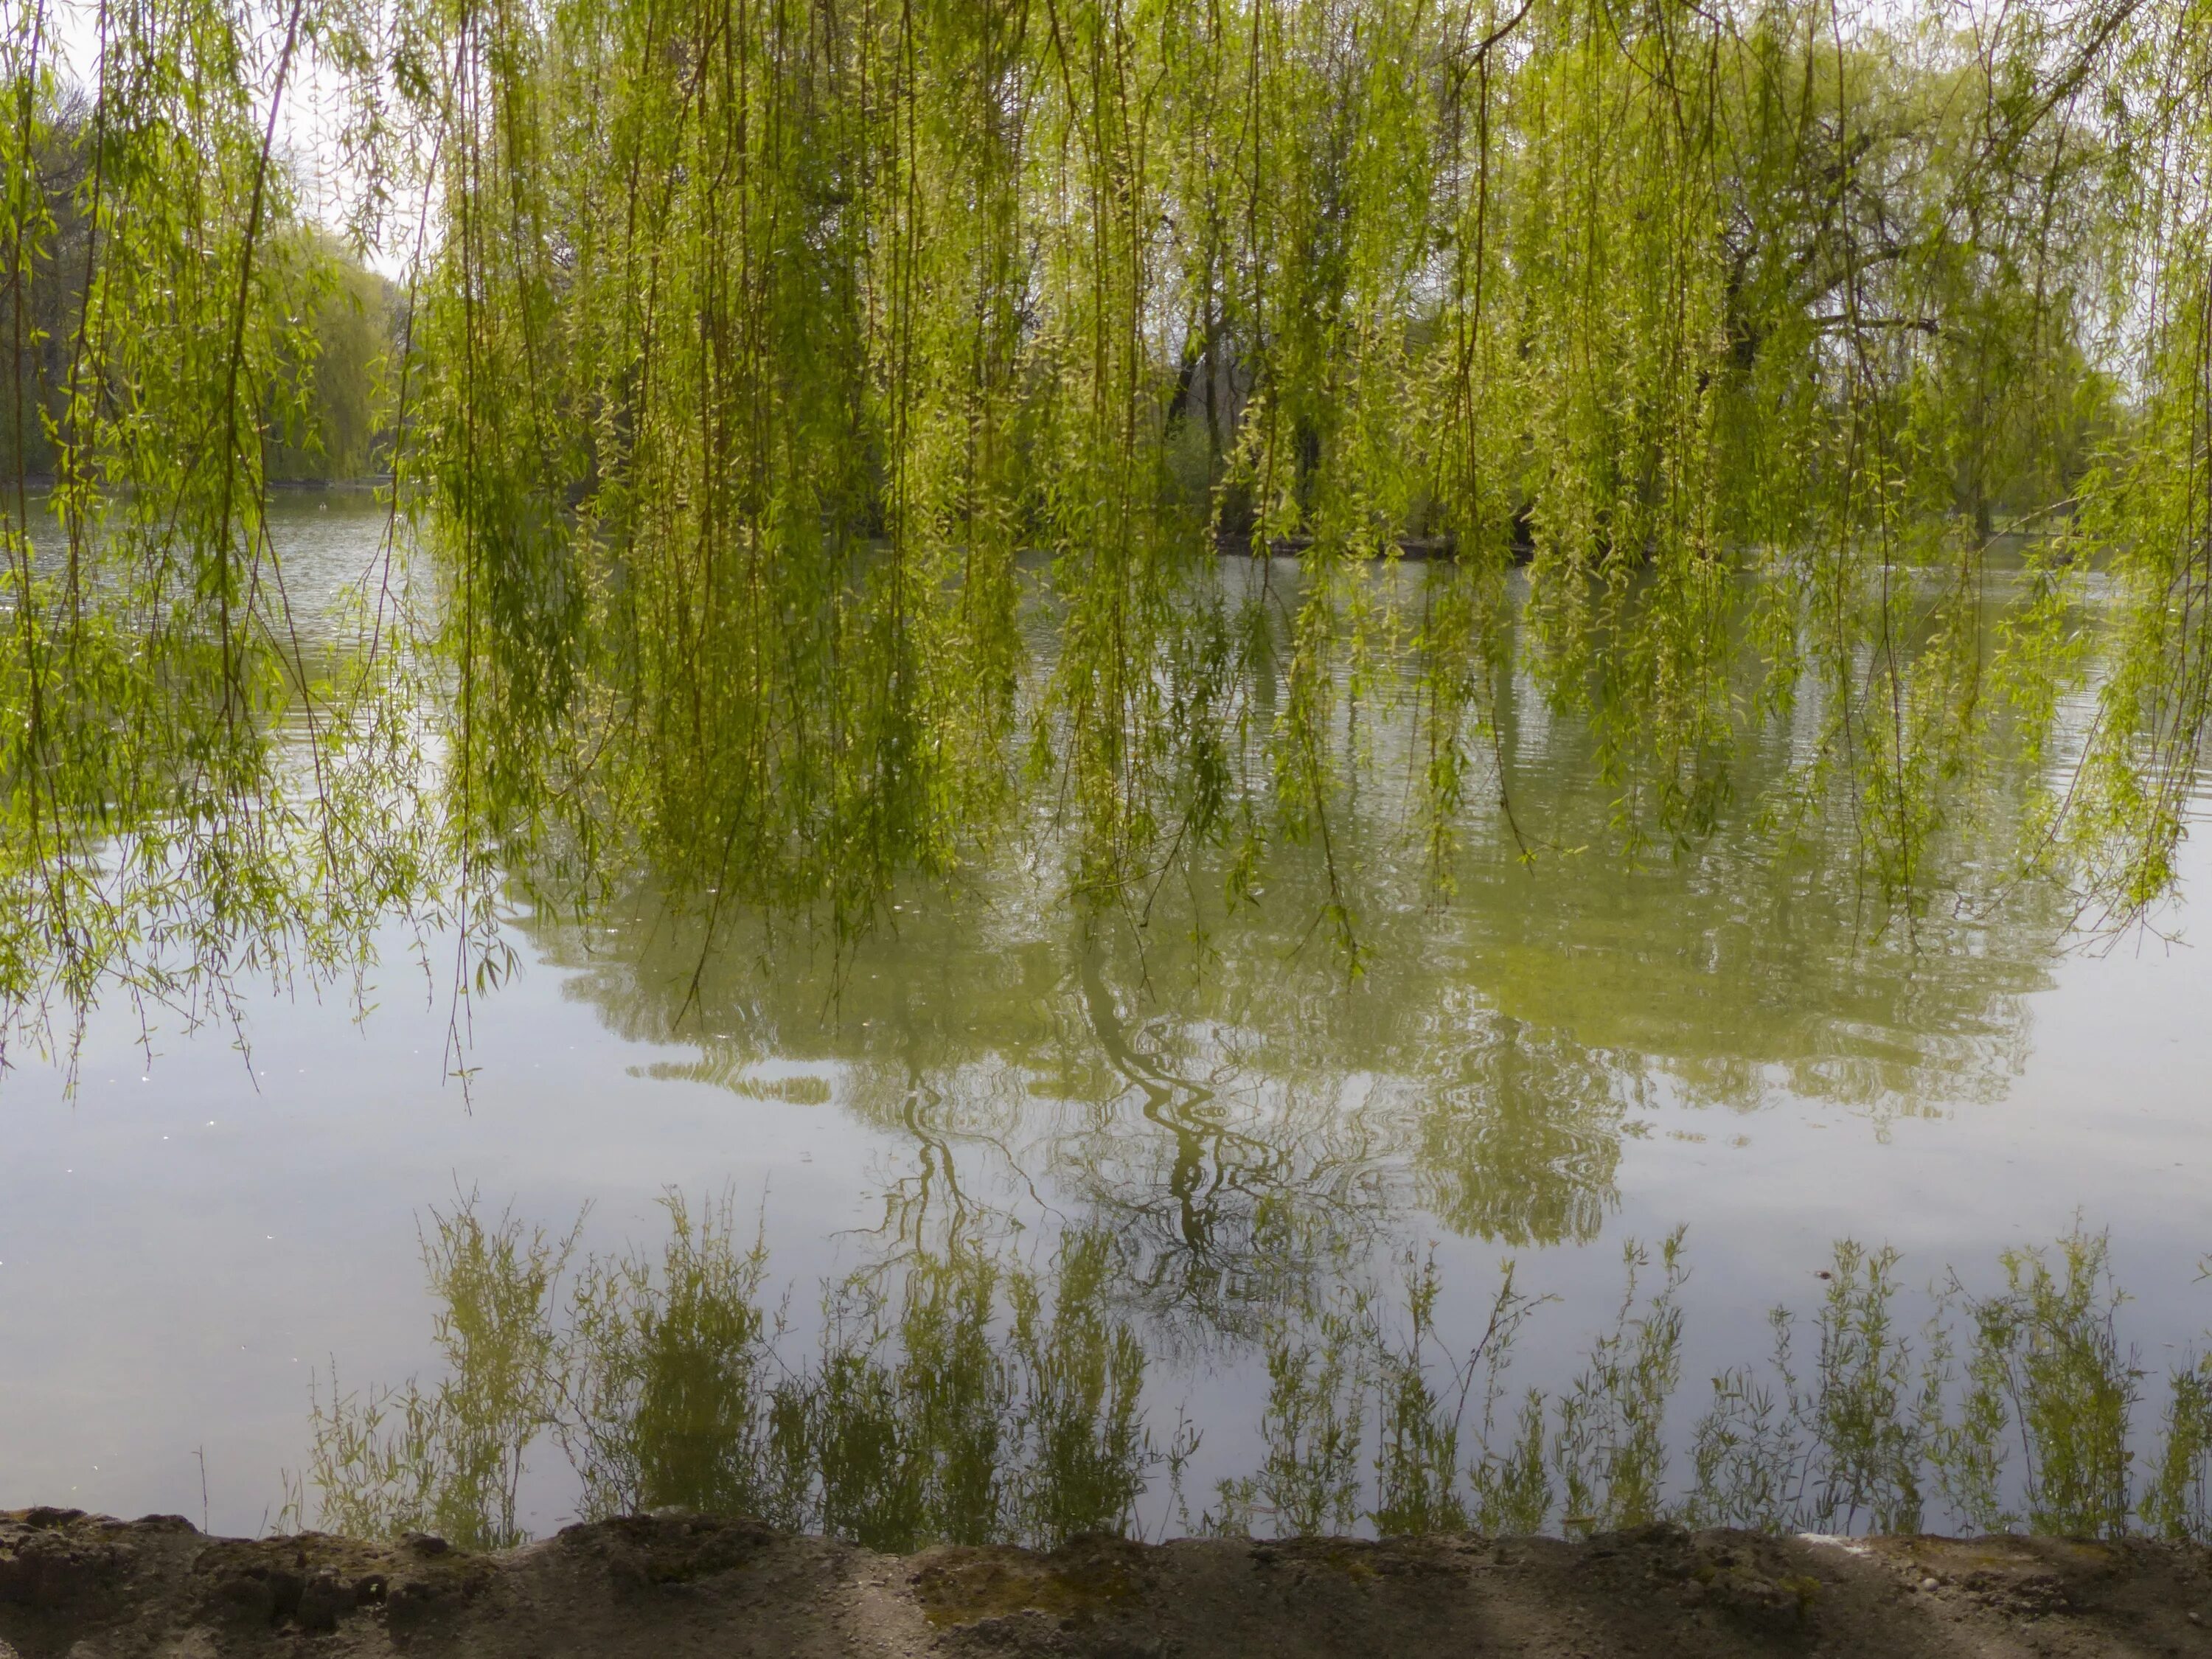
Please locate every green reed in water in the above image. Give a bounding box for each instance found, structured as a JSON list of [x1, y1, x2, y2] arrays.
[[303, 1198, 2212, 1548]]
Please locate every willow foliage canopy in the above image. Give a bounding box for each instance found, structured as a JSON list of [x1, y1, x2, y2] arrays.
[[1, 0, 2209, 1051]]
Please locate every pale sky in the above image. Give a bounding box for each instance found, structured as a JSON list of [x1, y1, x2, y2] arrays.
[[26, 0, 422, 276]]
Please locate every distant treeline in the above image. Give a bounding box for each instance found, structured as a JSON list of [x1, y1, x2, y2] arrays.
[[1, 91, 398, 484]]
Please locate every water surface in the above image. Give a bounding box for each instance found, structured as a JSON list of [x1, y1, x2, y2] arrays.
[[1, 496, 2205, 1537]]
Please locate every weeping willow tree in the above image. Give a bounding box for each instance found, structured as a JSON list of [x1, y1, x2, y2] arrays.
[[413, 0, 2208, 935], [1, 0, 2209, 1049], [0, 0, 440, 1070]]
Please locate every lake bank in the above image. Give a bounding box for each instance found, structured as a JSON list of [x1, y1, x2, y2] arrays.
[[4, 1507, 2208, 1658]]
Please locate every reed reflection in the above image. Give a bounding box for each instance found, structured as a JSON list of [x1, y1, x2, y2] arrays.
[[305, 1199, 2212, 1549]]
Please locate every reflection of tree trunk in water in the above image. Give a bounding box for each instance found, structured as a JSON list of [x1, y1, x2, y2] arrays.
[[1071, 929, 1389, 1323], [884, 1069, 976, 1251], [1492, 583, 1530, 852], [869, 1063, 1060, 1259], [1076, 936, 1227, 1266], [1074, 931, 1320, 1284]]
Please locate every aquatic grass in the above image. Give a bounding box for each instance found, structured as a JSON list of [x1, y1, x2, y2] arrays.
[[1370, 1256, 1474, 1537], [1947, 1231, 2143, 1538], [1548, 1231, 1689, 1534], [1801, 1242, 1927, 1534], [1683, 1243, 1929, 1534], [1375, 1251, 1553, 1537], [312, 1197, 1165, 1553], [1683, 1314, 1809, 1533], [1211, 1289, 1372, 1537]]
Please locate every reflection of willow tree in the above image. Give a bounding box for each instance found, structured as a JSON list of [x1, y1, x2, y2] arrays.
[[580, 892, 1411, 1343], [1410, 1012, 1643, 1246], [529, 574, 2065, 1297]]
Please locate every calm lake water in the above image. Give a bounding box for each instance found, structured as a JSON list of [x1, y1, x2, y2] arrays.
[[1, 494, 2207, 1537]]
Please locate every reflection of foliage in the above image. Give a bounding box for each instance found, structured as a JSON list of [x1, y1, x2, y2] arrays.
[[1926, 1231, 2143, 1537], [308, 1206, 2212, 1548], [633, 1060, 832, 1105], [1411, 1018, 1635, 1248], [529, 640, 2065, 1314], [307, 1201, 577, 1551], [312, 1196, 1160, 1554]]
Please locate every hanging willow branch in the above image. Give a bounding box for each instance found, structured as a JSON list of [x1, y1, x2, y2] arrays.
[[1, 0, 2208, 1047]]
